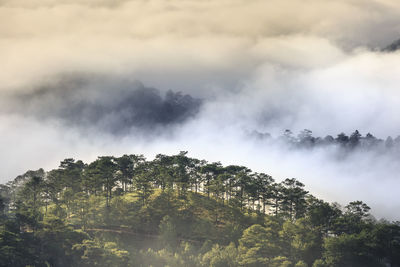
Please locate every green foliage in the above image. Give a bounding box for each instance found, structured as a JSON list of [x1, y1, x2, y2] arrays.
[[201, 243, 238, 267], [295, 260, 308, 267], [159, 215, 178, 250], [269, 256, 292, 267], [312, 259, 326, 267], [238, 224, 280, 266], [0, 152, 397, 266], [323, 231, 383, 267], [280, 218, 323, 265], [73, 239, 129, 267]]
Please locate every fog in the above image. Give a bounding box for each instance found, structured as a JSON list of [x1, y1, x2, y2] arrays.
[[2, 0, 400, 219], [2, 74, 201, 135]]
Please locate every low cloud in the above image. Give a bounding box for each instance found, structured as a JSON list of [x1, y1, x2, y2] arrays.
[[2, 74, 201, 135]]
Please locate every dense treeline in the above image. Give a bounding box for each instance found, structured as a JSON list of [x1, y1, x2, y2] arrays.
[[0, 152, 399, 266], [251, 129, 400, 153]]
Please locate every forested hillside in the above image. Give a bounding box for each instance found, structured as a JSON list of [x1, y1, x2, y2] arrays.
[[0, 152, 399, 267], [251, 129, 400, 153]]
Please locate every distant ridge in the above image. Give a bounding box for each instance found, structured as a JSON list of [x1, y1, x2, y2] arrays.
[[382, 38, 400, 52]]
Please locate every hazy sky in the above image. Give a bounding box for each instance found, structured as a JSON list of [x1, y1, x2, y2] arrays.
[[2, 0, 400, 219]]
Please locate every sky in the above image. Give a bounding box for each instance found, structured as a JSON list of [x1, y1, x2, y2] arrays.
[[2, 0, 400, 219]]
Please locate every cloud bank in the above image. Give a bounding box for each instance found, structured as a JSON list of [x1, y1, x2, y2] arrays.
[[2, 74, 201, 135], [2, 0, 400, 219]]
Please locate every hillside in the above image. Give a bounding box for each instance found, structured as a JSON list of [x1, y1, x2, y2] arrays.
[[0, 152, 399, 267]]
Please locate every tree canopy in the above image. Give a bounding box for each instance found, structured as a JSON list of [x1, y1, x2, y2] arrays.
[[0, 152, 398, 267]]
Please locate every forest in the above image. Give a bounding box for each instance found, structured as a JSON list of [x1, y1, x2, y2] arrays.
[[0, 151, 399, 267], [251, 129, 400, 153]]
